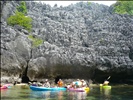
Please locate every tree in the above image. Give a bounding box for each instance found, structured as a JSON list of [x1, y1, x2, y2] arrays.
[[21, 35, 43, 83], [28, 34, 43, 65], [17, 1, 27, 15], [7, 11, 32, 31], [113, 0, 133, 15], [28, 34, 43, 48], [7, 1, 32, 31], [88, 1, 91, 5]]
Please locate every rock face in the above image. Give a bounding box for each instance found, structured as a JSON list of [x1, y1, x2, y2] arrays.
[[1, 1, 133, 83]]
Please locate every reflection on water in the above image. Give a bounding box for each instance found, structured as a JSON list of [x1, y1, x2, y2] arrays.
[[67, 91, 88, 100], [30, 91, 51, 99], [1, 86, 31, 100], [30, 90, 65, 100], [58, 91, 63, 100], [30, 90, 88, 100], [100, 87, 111, 100], [1, 85, 133, 100]]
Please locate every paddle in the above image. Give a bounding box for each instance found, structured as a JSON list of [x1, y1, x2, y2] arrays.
[[104, 76, 111, 84], [106, 76, 111, 81], [100, 76, 111, 86]]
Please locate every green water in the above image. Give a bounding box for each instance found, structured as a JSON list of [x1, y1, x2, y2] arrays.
[[1, 85, 133, 100]]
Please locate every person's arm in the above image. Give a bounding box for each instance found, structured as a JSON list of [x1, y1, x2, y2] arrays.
[[48, 82, 50, 87]]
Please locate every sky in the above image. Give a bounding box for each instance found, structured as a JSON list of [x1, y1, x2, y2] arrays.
[[36, 1, 117, 7]]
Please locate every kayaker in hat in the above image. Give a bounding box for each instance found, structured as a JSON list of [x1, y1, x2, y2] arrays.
[[81, 79, 87, 87], [103, 80, 109, 86], [43, 79, 50, 88], [103, 76, 111, 86]]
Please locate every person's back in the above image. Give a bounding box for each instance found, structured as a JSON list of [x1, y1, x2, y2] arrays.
[[75, 79, 82, 88], [57, 79, 63, 87], [81, 80, 87, 87], [43, 79, 50, 88]]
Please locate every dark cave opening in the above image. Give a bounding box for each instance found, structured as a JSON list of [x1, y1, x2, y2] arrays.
[[55, 75, 62, 84]]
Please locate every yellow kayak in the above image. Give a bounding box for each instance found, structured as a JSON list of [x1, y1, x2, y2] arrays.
[[15, 83, 29, 89], [100, 84, 111, 89], [84, 87, 89, 91]]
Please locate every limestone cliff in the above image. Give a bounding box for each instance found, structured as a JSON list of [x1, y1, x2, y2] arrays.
[[1, 1, 133, 83]]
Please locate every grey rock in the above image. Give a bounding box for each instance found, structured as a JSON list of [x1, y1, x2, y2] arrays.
[[1, 1, 133, 83]]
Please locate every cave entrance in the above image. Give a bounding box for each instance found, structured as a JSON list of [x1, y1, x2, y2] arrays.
[[21, 65, 30, 83], [55, 75, 62, 84], [21, 75, 30, 83]]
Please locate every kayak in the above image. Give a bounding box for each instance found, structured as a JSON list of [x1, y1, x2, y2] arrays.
[[15, 83, 29, 89], [4, 84, 13, 88], [0, 86, 8, 89], [102, 85, 111, 89], [15, 83, 28, 86], [68, 87, 89, 92], [0, 84, 13, 89], [30, 86, 67, 91], [21, 84, 29, 89], [100, 84, 111, 89]]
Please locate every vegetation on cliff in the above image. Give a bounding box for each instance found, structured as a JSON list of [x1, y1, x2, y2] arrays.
[[7, 1, 32, 31], [16, 1, 27, 15], [113, 0, 133, 15], [28, 35, 43, 48]]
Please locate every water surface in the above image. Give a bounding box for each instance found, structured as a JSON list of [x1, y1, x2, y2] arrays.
[[1, 85, 133, 100]]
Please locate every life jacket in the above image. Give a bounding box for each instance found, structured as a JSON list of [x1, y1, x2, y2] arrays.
[[58, 81, 63, 87]]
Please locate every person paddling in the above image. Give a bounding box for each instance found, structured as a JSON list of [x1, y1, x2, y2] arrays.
[[103, 76, 111, 86], [103, 80, 109, 86], [57, 79, 64, 87], [81, 79, 87, 87], [43, 79, 50, 88]]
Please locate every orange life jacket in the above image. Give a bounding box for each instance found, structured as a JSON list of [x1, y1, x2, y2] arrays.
[[58, 81, 63, 87]]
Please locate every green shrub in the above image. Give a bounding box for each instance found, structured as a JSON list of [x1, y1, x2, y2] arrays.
[[7, 11, 32, 31], [28, 35, 43, 47], [17, 1, 27, 15], [7, 1, 32, 31], [113, 0, 133, 15], [88, 2, 91, 5]]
